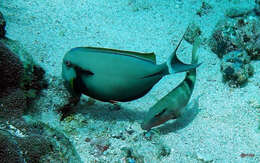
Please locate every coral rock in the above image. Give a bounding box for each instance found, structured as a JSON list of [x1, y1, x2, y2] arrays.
[[0, 42, 24, 97], [225, 7, 252, 18], [196, 1, 213, 17], [0, 88, 26, 119], [0, 130, 25, 163], [255, 0, 260, 15], [17, 135, 53, 162], [221, 50, 254, 87], [184, 22, 201, 44], [209, 14, 260, 59]]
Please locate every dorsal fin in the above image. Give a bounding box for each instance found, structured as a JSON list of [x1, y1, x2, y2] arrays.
[[81, 47, 156, 63]]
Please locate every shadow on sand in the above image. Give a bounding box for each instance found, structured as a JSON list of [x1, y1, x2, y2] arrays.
[[70, 95, 201, 134], [75, 101, 146, 123]]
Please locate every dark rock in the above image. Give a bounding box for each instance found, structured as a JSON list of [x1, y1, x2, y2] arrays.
[[209, 15, 260, 59], [0, 122, 52, 163], [125, 127, 135, 135], [251, 34, 260, 60], [209, 19, 239, 58], [0, 42, 24, 97], [0, 88, 26, 119], [0, 39, 48, 120], [254, 0, 260, 15], [196, 1, 213, 17], [28, 121, 82, 163], [0, 130, 25, 163], [225, 7, 252, 18], [0, 12, 6, 38], [0, 118, 82, 163], [184, 22, 201, 44], [121, 147, 144, 163], [20, 65, 47, 90], [17, 135, 53, 163], [221, 50, 254, 87], [157, 145, 171, 158], [1, 39, 48, 92], [85, 137, 91, 142]]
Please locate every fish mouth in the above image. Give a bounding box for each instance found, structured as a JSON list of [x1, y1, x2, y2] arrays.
[[141, 119, 158, 130], [141, 116, 169, 130], [141, 122, 151, 131], [63, 80, 74, 94]]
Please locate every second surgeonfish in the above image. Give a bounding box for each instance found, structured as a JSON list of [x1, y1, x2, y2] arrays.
[[141, 38, 200, 130], [62, 35, 200, 103]]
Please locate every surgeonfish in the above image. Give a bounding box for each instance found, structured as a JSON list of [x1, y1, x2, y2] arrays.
[[62, 35, 200, 103], [141, 38, 200, 130]]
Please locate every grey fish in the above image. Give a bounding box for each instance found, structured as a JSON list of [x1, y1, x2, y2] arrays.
[[141, 38, 200, 130], [62, 36, 200, 103]]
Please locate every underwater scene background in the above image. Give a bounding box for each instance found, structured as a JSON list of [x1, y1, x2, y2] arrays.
[[0, 0, 259, 162]]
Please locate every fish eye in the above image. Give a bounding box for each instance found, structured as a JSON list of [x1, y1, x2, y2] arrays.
[[65, 60, 72, 67]]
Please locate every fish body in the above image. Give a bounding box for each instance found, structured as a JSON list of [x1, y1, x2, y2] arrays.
[[141, 38, 200, 130], [62, 36, 199, 103]]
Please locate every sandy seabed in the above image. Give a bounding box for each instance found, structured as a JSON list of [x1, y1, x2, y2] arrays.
[[1, 0, 259, 162]]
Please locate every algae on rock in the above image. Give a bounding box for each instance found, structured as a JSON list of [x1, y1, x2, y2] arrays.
[[208, 5, 260, 87], [0, 116, 83, 163], [0, 38, 48, 119], [221, 50, 254, 87]]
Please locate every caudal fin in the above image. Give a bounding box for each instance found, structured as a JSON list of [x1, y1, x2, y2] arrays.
[[168, 34, 201, 74]]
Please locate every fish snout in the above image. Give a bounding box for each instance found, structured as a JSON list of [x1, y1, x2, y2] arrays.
[[141, 122, 151, 131], [141, 116, 169, 130]]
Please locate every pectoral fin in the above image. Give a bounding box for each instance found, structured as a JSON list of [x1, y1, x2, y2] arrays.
[[142, 69, 165, 78], [69, 78, 74, 91]]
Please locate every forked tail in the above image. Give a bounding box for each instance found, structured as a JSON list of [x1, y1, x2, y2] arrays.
[[167, 34, 201, 74]]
